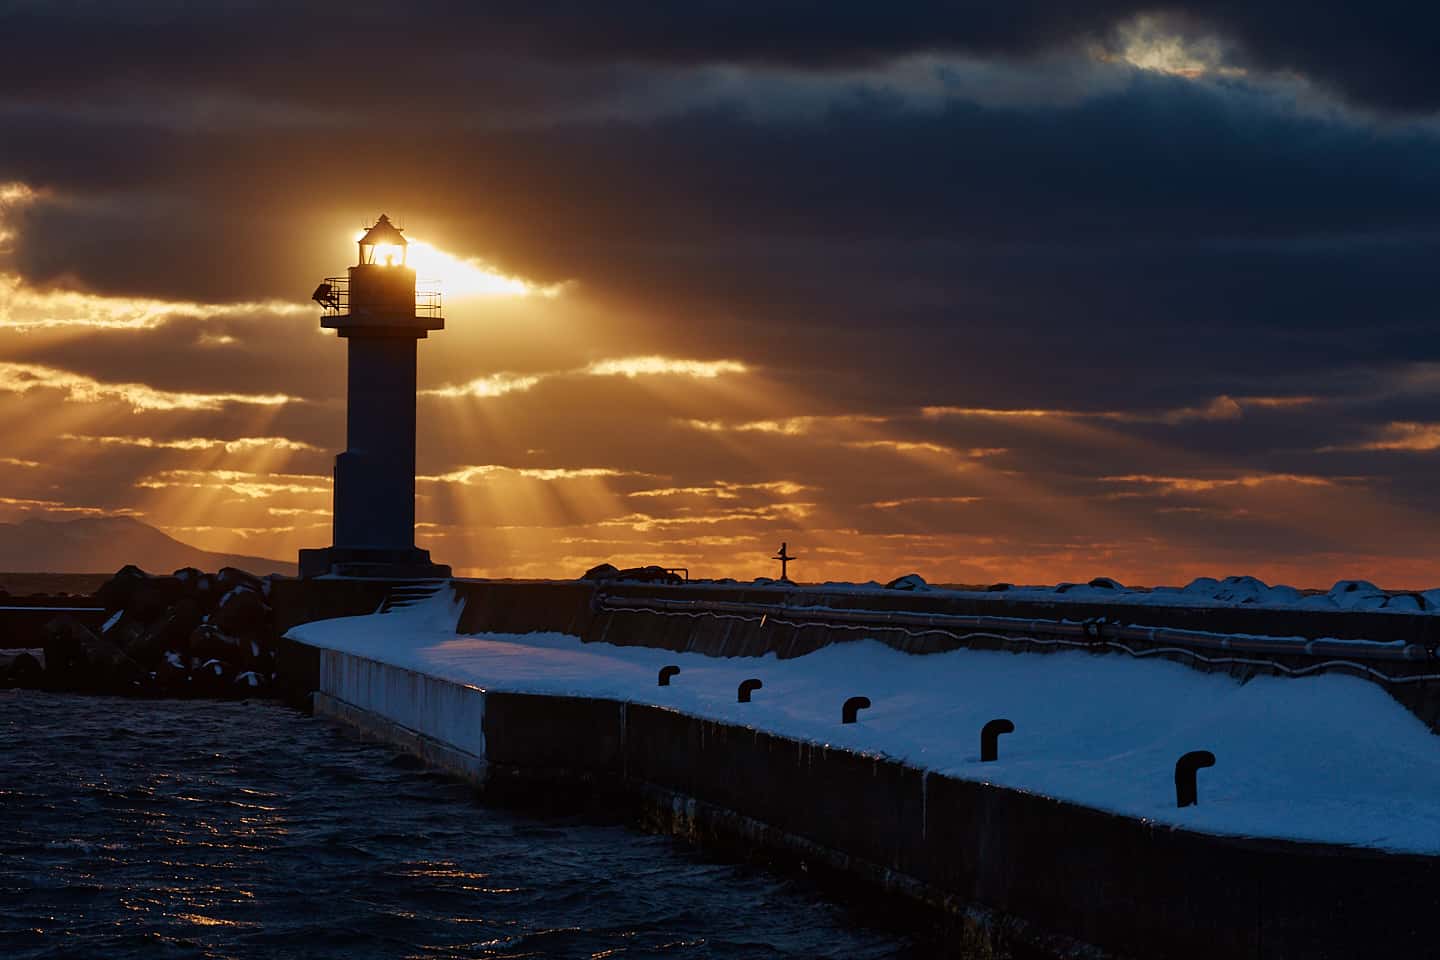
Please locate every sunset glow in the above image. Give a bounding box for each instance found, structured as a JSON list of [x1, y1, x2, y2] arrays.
[[0, 274, 309, 332], [354, 231, 549, 300], [1, 7, 1437, 592], [410, 240, 550, 298]]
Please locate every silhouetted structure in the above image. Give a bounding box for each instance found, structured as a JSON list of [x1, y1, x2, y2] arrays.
[[299, 215, 451, 579], [310, 282, 339, 312], [772, 542, 796, 582]]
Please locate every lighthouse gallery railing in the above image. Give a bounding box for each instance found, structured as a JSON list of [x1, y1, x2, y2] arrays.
[[318, 276, 442, 318]]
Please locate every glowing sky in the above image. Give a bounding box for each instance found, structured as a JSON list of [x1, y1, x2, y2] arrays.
[[3, 4, 1440, 587]]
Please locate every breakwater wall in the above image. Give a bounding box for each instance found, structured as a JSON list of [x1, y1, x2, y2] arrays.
[[0, 603, 105, 649], [268, 577, 1440, 731], [11, 572, 1440, 723], [294, 641, 1440, 960]]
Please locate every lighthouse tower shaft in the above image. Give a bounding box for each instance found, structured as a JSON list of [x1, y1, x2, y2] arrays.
[[299, 217, 450, 579], [335, 325, 419, 550]]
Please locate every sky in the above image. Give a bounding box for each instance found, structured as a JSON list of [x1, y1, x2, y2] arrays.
[[2, 2, 1439, 587]]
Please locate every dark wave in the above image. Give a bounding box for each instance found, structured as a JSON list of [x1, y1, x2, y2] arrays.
[[0, 691, 915, 959]]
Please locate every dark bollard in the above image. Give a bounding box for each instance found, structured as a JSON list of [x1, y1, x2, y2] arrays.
[[980, 718, 1014, 762], [738, 678, 763, 703], [658, 665, 680, 687], [1175, 751, 1216, 808], [842, 696, 871, 724]]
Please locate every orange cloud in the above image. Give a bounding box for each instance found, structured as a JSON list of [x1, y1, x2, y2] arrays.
[[0, 272, 308, 332], [136, 469, 330, 498], [585, 356, 748, 378], [421, 355, 751, 400], [419, 464, 640, 484], [0, 362, 295, 412], [1099, 473, 1339, 495], [923, 394, 1313, 424], [871, 495, 983, 509], [1325, 421, 1440, 453], [684, 414, 887, 434], [63, 433, 318, 453], [420, 373, 543, 399], [629, 480, 811, 499], [0, 495, 137, 517]]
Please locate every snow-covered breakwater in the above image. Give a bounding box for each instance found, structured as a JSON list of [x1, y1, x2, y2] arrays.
[[286, 587, 1440, 959], [296, 575, 1440, 731]]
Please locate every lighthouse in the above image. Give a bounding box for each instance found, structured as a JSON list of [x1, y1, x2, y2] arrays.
[[299, 215, 451, 579]]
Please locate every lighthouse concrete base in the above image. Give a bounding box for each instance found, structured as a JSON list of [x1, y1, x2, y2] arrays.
[[298, 546, 452, 580]]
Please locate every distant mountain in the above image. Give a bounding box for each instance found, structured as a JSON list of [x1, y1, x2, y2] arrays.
[[0, 517, 297, 577]]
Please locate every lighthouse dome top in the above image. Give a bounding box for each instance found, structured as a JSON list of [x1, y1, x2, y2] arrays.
[[358, 214, 408, 266], [360, 214, 406, 246]]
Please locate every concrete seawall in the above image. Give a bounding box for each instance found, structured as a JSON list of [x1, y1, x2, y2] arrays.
[[301, 641, 1440, 960], [316, 649, 486, 782], [268, 577, 1440, 731]]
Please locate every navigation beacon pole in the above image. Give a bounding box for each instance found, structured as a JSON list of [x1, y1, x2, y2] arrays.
[[299, 215, 451, 579]]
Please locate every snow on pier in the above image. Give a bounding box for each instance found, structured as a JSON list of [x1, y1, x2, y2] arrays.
[[290, 587, 1440, 855]]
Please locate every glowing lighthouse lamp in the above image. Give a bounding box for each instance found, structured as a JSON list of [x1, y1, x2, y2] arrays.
[[299, 214, 451, 579]]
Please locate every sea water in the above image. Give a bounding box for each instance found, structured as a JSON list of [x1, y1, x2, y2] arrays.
[[0, 691, 917, 958]]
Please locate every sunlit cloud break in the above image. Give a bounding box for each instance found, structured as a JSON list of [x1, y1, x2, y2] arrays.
[[419, 464, 637, 484], [0, 182, 41, 253], [685, 418, 810, 435], [0, 495, 135, 517], [359, 235, 560, 300], [844, 439, 998, 457], [1100, 473, 1338, 494], [0, 183, 306, 330], [586, 356, 748, 378], [423, 355, 750, 399], [421, 373, 542, 399], [629, 480, 811, 499], [0, 362, 295, 412], [1324, 422, 1440, 453], [62, 434, 318, 453], [921, 406, 1058, 419], [871, 495, 983, 509], [137, 468, 329, 498], [0, 183, 36, 204], [1105, 15, 1245, 80], [922, 394, 1314, 424], [685, 414, 885, 435], [0, 274, 310, 332]]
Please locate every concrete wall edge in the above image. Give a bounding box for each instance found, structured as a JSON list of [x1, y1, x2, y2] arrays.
[[314, 689, 488, 786]]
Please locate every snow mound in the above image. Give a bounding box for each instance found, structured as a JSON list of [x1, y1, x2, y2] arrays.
[[866, 574, 1439, 614]]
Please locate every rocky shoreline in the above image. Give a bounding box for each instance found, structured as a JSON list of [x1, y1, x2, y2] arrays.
[[1, 565, 286, 699]]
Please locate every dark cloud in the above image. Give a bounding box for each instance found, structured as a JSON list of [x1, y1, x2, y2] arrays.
[[4, 2, 1439, 113], [7, 76, 1440, 417], [0, 315, 338, 399], [1170, 3, 1440, 113], [4, 2, 1440, 584]]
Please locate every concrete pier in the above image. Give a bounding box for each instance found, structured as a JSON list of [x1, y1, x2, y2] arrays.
[[268, 576, 1440, 732], [293, 637, 1440, 960]]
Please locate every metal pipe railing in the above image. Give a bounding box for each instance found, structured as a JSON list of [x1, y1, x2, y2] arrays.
[[593, 593, 1435, 668]]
